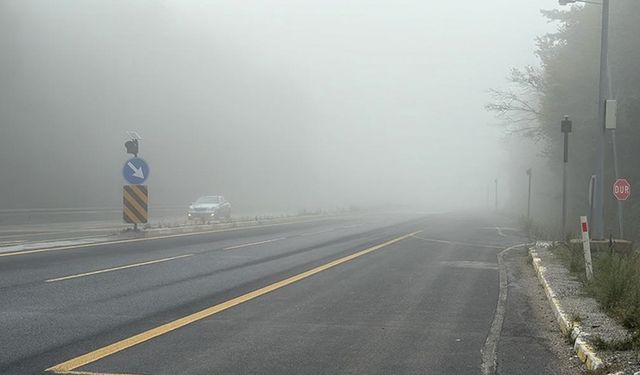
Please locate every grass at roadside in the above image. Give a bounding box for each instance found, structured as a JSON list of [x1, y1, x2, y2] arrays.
[[552, 243, 640, 348]]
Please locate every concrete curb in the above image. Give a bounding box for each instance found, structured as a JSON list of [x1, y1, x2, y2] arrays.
[[529, 246, 605, 371]]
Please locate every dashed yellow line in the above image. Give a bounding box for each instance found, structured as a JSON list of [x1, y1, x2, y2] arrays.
[[45, 254, 193, 283], [46, 230, 421, 373]]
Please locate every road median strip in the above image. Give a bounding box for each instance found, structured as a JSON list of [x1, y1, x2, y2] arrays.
[[0, 216, 338, 258]]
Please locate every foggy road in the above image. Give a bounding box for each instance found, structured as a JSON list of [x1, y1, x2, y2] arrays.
[[3, 1, 637, 373], [0, 212, 572, 374]]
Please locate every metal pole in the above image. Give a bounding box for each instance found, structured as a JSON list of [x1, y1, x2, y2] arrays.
[[593, 0, 610, 240], [495, 179, 499, 211], [562, 137, 568, 239], [612, 130, 624, 238], [527, 169, 532, 220], [561, 116, 572, 239]]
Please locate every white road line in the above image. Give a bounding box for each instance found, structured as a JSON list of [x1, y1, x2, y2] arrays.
[[496, 227, 507, 237], [223, 237, 286, 250], [341, 223, 364, 229], [410, 235, 503, 249], [296, 223, 363, 237], [45, 254, 193, 283], [298, 228, 336, 237]]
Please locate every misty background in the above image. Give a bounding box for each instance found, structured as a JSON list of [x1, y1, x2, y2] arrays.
[[0, 1, 558, 214]]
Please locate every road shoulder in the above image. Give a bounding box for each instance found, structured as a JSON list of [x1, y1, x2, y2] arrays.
[[498, 246, 585, 374]]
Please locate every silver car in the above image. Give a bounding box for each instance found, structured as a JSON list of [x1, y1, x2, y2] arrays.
[[187, 195, 231, 223]]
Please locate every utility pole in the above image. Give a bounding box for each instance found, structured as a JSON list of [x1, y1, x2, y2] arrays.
[[607, 99, 623, 238], [561, 116, 572, 239], [526, 168, 532, 220], [557, 0, 610, 239], [593, 0, 611, 240]]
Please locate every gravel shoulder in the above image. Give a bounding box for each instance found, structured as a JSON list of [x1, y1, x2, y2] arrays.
[[531, 243, 640, 374]]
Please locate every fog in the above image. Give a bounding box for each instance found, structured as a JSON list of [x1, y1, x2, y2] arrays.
[[0, 1, 559, 214]]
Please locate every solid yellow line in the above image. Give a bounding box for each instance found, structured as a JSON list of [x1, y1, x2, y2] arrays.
[[46, 230, 421, 372], [45, 254, 193, 283], [0, 217, 332, 258], [49, 370, 144, 375], [223, 237, 286, 250]]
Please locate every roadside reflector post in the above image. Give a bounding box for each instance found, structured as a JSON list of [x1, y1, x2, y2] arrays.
[[580, 216, 594, 281]]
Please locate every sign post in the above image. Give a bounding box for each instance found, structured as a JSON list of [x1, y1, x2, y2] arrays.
[[613, 178, 630, 238], [580, 216, 594, 281], [122, 132, 149, 231], [561, 116, 572, 239]]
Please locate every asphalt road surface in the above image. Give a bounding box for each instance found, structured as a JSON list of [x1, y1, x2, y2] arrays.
[[0, 211, 578, 374]]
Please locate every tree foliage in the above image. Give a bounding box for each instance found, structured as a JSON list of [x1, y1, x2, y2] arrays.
[[490, 2, 640, 239]]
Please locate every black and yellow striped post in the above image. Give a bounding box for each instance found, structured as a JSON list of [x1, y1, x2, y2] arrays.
[[123, 185, 148, 225]]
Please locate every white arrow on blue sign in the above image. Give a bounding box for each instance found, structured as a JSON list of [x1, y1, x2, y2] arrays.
[[123, 157, 150, 184]]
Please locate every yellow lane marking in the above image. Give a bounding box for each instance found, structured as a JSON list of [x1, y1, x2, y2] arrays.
[[49, 370, 143, 375], [223, 237, 286, 250], [46, 230, 421, 373], [0, 217, 333, 258], [45, 254, 193, 283]]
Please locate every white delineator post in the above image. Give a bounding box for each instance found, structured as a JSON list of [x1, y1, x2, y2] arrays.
[[580, 216, 594, 281]]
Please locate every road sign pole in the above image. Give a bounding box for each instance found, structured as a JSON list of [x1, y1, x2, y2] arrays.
[[122, 132, 148, 230], [561, 116, 572, 240], [526, 168, 532, 220], [562, 157, 568, 239], [494, 178, 498, 211]]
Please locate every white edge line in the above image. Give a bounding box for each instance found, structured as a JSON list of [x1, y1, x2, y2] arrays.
[[224, 237, 286, 250], [45, 254, 193, 283]]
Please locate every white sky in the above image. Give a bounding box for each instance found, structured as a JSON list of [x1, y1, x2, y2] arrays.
[[0, 1, 562, 210], [162, 0, 560, 207]]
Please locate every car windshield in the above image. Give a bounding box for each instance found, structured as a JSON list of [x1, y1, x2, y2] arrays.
[[195, 196, 220, 204]]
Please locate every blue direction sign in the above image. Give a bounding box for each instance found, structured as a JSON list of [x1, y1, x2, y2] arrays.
[[122, 157, 150, 184]]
